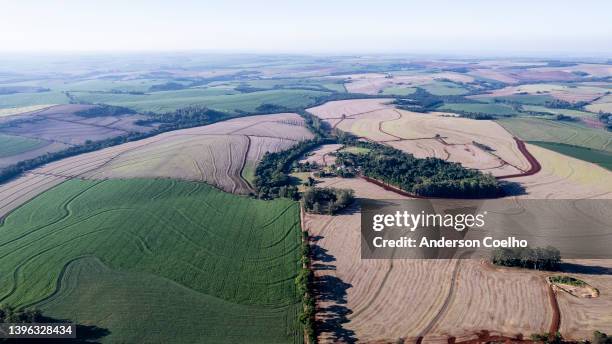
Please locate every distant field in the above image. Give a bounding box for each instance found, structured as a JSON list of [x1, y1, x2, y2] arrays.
[[521, 105, 597, 118], [421, 81, 469, 96], [586, 94, 612, 113], [528, 141, 612, 170], [0, 179, 303, 343], [381, 86, 417, 96], [236, 78, 346, 93], [71, 88, 329, 114], [0, 91, 70, 109], [0, 133, 46, 158], [438, 102, 519, 116], [0, 104, 54, 118], [473, 94, 555, 105], [498, 117, 612, 152]]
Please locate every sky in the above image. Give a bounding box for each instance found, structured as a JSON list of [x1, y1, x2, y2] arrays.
[[1, 0, 611, 56]]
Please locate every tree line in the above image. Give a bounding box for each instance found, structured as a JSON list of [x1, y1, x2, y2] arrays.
[[491, 246, 561, 270]]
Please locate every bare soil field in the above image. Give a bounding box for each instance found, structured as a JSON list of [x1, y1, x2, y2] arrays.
[[305, 177, 561, 343], [555, 260, 612, 339]]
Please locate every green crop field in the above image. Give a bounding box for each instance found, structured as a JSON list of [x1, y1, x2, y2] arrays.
[[381, 86, 417, 96], [439, 102, 519, 116], [528, 141, 612, 170], [475, 94, 555, 105], [0, 91, 70, 109], [237, 78, 346, 93], [421, 81, 469, 96], [71, 88, 329, 114], [498, 117, 612, 152], [521, 105, 597, 118], [0, 134, 46, 158], [0, 179, 303, 343]]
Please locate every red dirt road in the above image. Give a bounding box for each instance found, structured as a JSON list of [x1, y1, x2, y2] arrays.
[[496, 138, 542, 179]]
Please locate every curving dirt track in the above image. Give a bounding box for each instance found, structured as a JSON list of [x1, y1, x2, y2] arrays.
[[495, 138, 542, 179]]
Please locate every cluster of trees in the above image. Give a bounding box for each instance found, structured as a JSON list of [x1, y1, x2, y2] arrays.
[[293, 161, 320, 172], [0, 304, 42, 323], [136, 105, 227, 129], [530, 332, 563, 344], [598, 113, 612, 131], [545, 99, 589, 110], [530, 331, 611, 344], [254, 139, 326, 199], [75, 104, 136, 117], [148, 82, 187, 92], [393, 88, 443, 111], [593, 331, 612, 344], [491, 246, 561, 270], [295, 232, 315, 343], [549, 275, 586, 287], [301, 187, 355, 215], [554, 114, 578, 122], [335, 142, 502, 198]]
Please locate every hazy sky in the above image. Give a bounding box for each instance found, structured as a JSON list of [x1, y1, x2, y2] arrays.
[[2, 0, 611, 55]]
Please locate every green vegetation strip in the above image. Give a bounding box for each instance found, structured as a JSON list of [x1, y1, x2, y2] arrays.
[[528, 141, 612, 170], [498, 117, 612, 153], [71, 88, 330, 114], [0, 179, 304, 343]]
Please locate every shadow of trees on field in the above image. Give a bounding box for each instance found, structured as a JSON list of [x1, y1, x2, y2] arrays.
[[310, 234, 356, 343], [500, 181, 527, 197], [558, 262, 612, 275]]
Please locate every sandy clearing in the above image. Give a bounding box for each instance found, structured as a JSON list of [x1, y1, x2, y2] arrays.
[[300, 144, 343, 167]]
